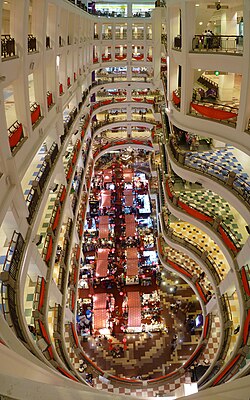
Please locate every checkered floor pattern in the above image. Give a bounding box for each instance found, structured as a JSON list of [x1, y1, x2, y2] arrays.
[[93, 374, 192, 397], [185, 147, 250, 188], [169, 221, 230, 279], [200, 315, 221, 362], [22, 144, 46, 196], [36, 194, 58, 257], [175, 188, 245, 245], [163, 243, 213, 294], [225, 292, 241, 363]]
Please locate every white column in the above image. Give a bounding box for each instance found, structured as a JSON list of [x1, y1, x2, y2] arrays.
[[127, 3, 132, 18], [221, 10, 237, 35], [180, 2, 196, 114], [218, 73, 235, 101]]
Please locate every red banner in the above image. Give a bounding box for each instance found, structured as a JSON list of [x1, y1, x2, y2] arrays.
[[66, 165, 73, 182], [213, 354, 241, 386], [45, 236, 53, 263], [60, 186, 66, 203], [9, 124, 23, 148], [195, 282, 207, 303], [79, 222, 83, 237], [57, 366, 78, 382], [241, 267, 250, 296], [167, 259, 192, 278], [38, 278, 45, 312], [203, 315, 210, 339], [191, 102, 238, 120], [31, 105, 41, 125], [178, 200, 213, 223], [243, 309, 250, 345], [172, 91, 180, 105], [218, 226, 239, 252], [38, 320, 50, 344], [47, 345, 54, 359], [76, 245, 80, 261], [52, 207, 60, 232], [59, 83, 63, 95], [71, 291, 75, 311]]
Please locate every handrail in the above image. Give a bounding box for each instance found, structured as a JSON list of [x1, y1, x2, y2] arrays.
[[192, 34, 243, 54], [164, 176, 242, 255], [164, 119, 250, 208], [26, 142, 59, 224], [0, 231, 28, 344], [159, 212, 222, 284]]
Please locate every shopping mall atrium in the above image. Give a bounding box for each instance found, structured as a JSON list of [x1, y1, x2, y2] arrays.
[[0, 0, 250, 399]]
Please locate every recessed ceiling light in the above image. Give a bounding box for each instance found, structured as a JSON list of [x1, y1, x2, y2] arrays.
[[195, 4, 200, 6], [198, 68, 201, 71], [199, 21, 203, 25]]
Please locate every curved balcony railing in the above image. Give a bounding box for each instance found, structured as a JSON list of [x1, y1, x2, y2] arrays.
[[166, 132, 250, 208], [159, 213, 222, 285], [159, 239, 210, 304], [53, 304, 75, 369], [91, 116, 157, 134], [199, 295, 250, 388], [164, 176, 242, 256], [93, 138, 153, 159], [42, 185, 66, 266], [0, 231, 27, 344], [90, 98, 158, 116], [190, 100, 238, 127], [32, 278, 78, 381], [26, 142, 59, 224], [192, 35, 243, 55]]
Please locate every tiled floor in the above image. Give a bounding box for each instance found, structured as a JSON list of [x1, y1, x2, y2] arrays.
[[21, 144, 47, 197], [23, 276, 37, 326], [225, 292, 241, 363], [175, 187, 247, 245], [169, 221, 230, 279], [185, 147, 250, 191], [52, 222, 67, 285], [200, 314, 221, 363], [36, 193, 58, 256], [161, 239, 213, 295]]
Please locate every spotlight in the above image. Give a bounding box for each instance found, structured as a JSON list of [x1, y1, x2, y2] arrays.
[[216, 2, 221, 10]]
